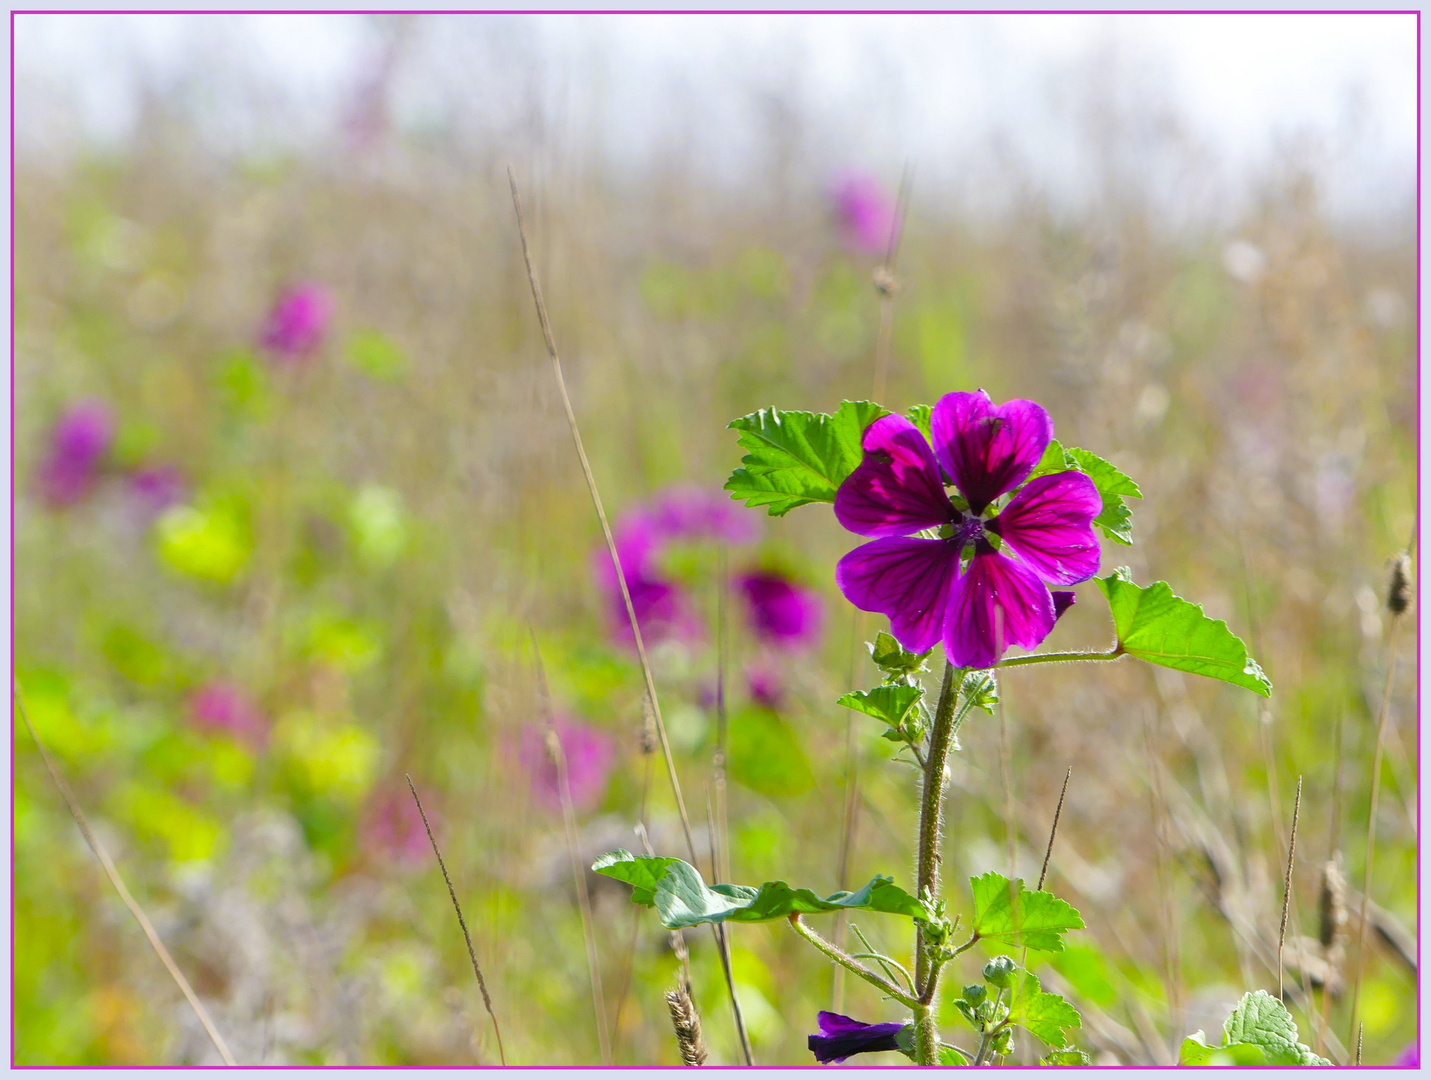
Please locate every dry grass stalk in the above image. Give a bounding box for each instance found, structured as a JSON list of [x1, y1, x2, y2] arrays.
[[405, 775, 507, 1066], [16, 687, 238, 1066], [1277, 775, 1302, 1000], [508, 170, 753, 1065], [666, 985, 709, 1066]]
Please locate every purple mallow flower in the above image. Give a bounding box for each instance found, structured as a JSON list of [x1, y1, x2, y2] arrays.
[[189, 680, 268, 749], [834, 391, 1100, 670], [808, 1011, 908, 1064], [519, 717, 616, 814], [36, 400, 115, 507], [739, 572, 824, 651], [259, 283, 334, 363], [1394, 1043, 1418, 1068], [830, 172, 899, 257]]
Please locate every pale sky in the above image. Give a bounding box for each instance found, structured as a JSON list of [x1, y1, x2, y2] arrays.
[[13, 12, 1419, 221]]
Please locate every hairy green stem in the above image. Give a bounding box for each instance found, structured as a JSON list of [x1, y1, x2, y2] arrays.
[[996, 646, 1122, 669], [788, 915, 919, 1010], [913, 662, 963, 1064]]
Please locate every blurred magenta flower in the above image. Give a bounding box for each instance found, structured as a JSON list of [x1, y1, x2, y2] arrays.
[[739, 571, 824, 651], [1394, 1044, 1418, 1068], [834, 391, 1100, 669], [645, 486, 761, 546], [830, 171, 899, 257], [129, 464, 187, 520], [35, 400, 115, 507], [745, 663, 784, 710], [594, 516, 703, 649], [519, 717, 615, 814], [807, 1011, 907, 1063], [259, 283, 334, 363], [361, 785, 431, 867], [188, 680, 268, 748]]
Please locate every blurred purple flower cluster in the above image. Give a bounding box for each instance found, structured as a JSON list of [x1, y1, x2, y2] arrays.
[[593, 486, 826, 709], [519, 716, 616, 815], [34, 400, 115, 508], [361, 785, 432, 867]]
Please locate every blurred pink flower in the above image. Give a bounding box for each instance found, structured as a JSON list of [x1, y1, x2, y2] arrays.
[[1394, 1044, 1418, 1068], [739, 571, 824, 652], [188, 680, 268, 748], [259, 283, 334, 363], [593, 516, 704, 649], [129, 464, 187, 520], [519, 717, 615, 814], [362, 785, 431, 867], [830, 171, 899, 256], [745, 663, 785, 710], [645, 486, 761, 546], [35, 400, 114, 508]]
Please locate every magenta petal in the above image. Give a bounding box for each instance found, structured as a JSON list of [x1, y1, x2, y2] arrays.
[[930, 391, 1053, 513], [836, 536, 962, 653], [1051, 590, 1076, 621], [943, 547, 1055, 669], [834, 414, 953, 537], [991, 471, 1101, 585]]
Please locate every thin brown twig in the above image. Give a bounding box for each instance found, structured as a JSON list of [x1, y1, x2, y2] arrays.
[[16, 686, 238, 1066], [509, 169, 754, 1065], [531, 637, 612, 1066], [406, 775, 507, 1066], [1039, 767, 1073, 892], [1278, 776, 1302, 1001], [871, 163, 912, 404], [507, 168, 697, 864]]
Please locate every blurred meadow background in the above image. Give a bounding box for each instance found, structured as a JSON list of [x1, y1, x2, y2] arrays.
[[12, 12, 1418, 1067]]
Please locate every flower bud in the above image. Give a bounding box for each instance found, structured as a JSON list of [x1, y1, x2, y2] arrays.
[[1387, 553, 1412, 616], [962, 984, 987, 1005], [983, 955, 1017, 990]]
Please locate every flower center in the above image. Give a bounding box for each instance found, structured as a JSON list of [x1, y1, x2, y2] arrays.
[[952, 513, 986, 549]]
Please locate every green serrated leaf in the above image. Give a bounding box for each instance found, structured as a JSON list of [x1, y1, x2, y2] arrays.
[[937, 1045, 969, 1066], [1064, 446, 1141, 546], [838, 684, 925, 727], [1094, 570, 1272, 696], [725, 400, 889, 516], [593, 851, 933, 929], [869, 631, 933, 676], [968, 872, 1084, 953], [906, 403, 934, 442], [1043, 1048, 1091, 1066], [1027, 439, 1076, 481], [1007, 970, 1082, 1047], [1179, 991, 1329, 1066]]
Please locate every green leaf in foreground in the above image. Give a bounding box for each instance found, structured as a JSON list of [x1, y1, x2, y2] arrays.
[[725, 400, 889, 516], [1008, 970, 1082, 1047], [1095, 568, 1272, 696], [837, 685, 925, 728], [968, 872, 1084, 953], [593, 850, 932, 929], [1179, 991, 1329, 1066]]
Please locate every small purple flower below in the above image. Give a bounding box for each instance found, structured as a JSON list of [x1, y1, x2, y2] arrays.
[[1394, 1043, 1418, 1068], [36, 400, 115, 508], [808, 1011, 907, 1064], [830, 172, 899, 257], [259, 283, 334, 363], [645, 485, 761, 546], [739, 571, 824, 651], [188, 680, 268, 749], [745, 663, 785, 710], [834, 390, 1101, 670], [519, 717, 615, 814]]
